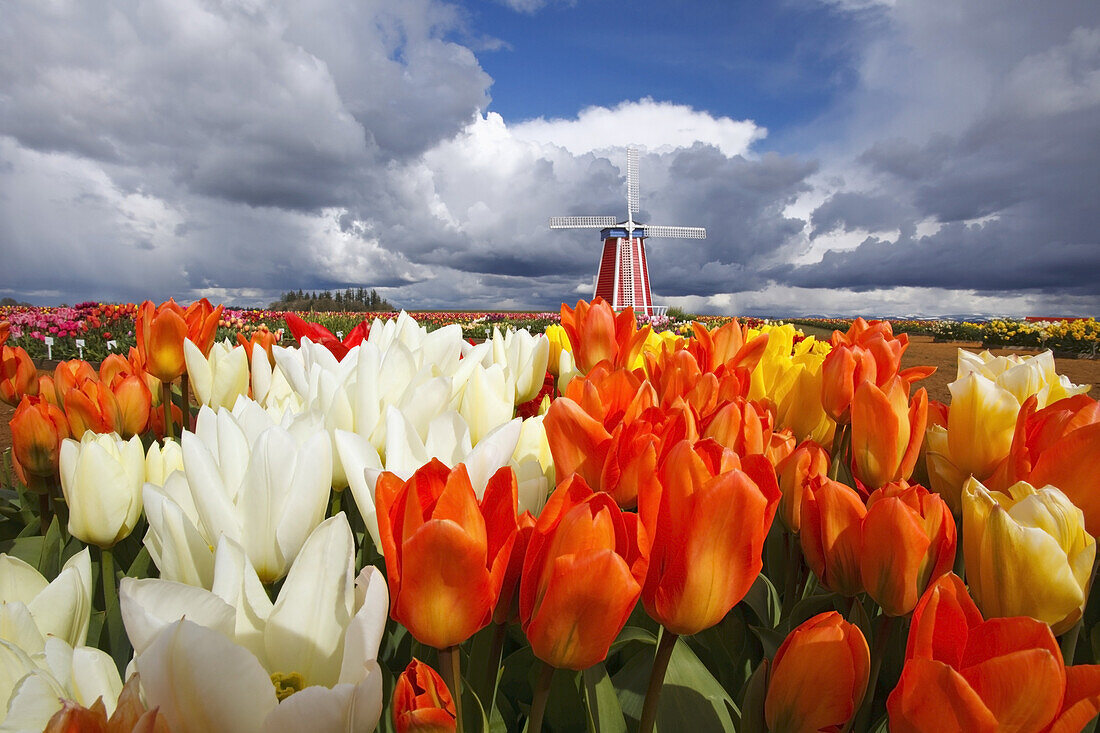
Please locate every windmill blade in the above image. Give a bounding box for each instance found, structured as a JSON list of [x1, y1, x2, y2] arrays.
[[626, 146, 640, 214], [549, 216, 618, 228], [642, 225, 707, 239]]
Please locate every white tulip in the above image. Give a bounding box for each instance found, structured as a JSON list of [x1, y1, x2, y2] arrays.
[[184, 339, 250, 410], [144, 439, 183, 488], [490, 327, 550, 404], [142, 474, 215, 588], [59, 433, 145, 548], [510, 415, 555, 516], [0, 636, 121, 728], [0, 549, 92, 650], [459, 364, 514, 446], [120, 515, 387, 733]]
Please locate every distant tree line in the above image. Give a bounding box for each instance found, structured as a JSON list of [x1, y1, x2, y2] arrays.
[[270, 288, 397, 313]]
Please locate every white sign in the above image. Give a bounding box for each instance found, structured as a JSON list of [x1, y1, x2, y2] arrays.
[[106, 340, 118, 350], [75, 339, 86, 358], [43, 336, 54, 359]]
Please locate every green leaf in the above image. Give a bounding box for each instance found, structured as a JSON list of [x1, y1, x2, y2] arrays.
[[610, 625, 658, 653], [787, 592, 842, 631], [613, 636, 738, 732], [748, 625, 787, 660], [742, 574, 781, 629], [2, 534, 44, 567], [37, 515, 63, 577], [582, 664, 626, 733], [738, 659, 768, 733]]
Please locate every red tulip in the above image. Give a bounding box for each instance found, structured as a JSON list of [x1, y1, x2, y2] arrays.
[[283, 312, 368, 360], [765, 612, 870, 733], [393, 659, 457, 733], [375, 461, 517, 649], [640, 440, 779, 635], [520, 475, 649, 670]]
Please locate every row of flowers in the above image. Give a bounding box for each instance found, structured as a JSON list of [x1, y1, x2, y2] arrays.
[[1, 297, 1099, 732]]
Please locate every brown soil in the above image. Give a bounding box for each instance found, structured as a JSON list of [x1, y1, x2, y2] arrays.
[[1, 339, 1097, 455]]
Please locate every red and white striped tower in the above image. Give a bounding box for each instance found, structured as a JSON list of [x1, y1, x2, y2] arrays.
[[550, 147, 706, 316]]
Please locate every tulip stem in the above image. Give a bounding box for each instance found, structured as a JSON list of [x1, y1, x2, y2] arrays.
[[845, 613, 895, 733], [99, 546, 129, 673], [828, 424, 850, 482], [180, 373, 193, 432], [484, 621, 507, 702], [1061, 619, 1083, 665], [38, 489, 51, 536], [528, 662, 554, 733], [639, 628, 679, 733], [161, 382, 174, 440], [780, 531, 803, 624], [438, 645, 464, 733]]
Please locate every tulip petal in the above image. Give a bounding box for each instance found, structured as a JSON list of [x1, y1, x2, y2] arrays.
[[119, 577, 236, 656], [136, 619, 276, 733], [1049, 664, 1100, 733], [338, 567, 389, 685], [887, 658, 998, 733], [960, 648, 1063, 731]]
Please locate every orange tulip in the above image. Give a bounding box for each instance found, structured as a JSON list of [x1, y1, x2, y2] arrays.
[[639, 440, 779, 635], [775, 439, 829, 532], [688, 319, 770, 373], [136, 299, 189, 383], [36, 374, 59, 408], [765, 612, 870, 733], [799, 477, 867, 597], [44, 674, 171, 733], [147, 399, 183, 440], [375, 461, 518, 649], [560, 298, 650, 373], [392, 659, 457, 733], [861, 481, 955, 616], [520, 475, 649, 670], [821, 343, 878, 424], [543, 391, 662, 509], [97, 355, 152, 437], [236, 329, 279, 368], [0, 344, 38, 406], [183, 297, 224, 356], [989, 394, 1100, 535], [63, 378, 123, 437], [10, 395, 69, 480], [850, 377, 927, 490], [52, 358, 98, 402], [0, 320, 8, 344], [888, 573, 1100, 732], [701, 397, 774, 457], [493, 511, 536, 625]]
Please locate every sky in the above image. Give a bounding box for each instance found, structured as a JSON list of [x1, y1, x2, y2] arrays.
[[1, 0, 1098, 317]]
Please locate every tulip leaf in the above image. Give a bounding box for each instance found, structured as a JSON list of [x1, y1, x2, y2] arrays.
[[748, 625, 787, 660], [460, 673, 494, 733], [610, 625, 657, 653], [685, 608, 748, 693], [613, 637, 737, 732], [36, 514, 64, 577], [582, 664, 626, 733], [1, 533, 44, 568], [126, 546, 152, 578], [787, 591, 841, 631], [742, 574, 781, 629], [738, 659, 768, 733]]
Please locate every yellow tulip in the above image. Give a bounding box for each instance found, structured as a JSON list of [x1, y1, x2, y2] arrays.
[[962, 478, 1095, 634], [746, 325, 835, 445], [544, 324, 572, 377]]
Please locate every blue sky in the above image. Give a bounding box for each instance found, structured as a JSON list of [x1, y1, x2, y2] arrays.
[[1, 0, 1098, 316]]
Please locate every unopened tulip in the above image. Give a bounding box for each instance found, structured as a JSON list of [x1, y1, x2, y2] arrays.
[[136, 300, 189, 383], [144, 439, 184, 487], [488, 327, 551, 405], [640, 441, 779, 635], [850, 377, 927, 490], [52, 359, 98, 403], [688, 319, 769, 373], [59, 432, 145, 548], [775, 440, 829, 532], [765, 612, 870, 733], [821, 343, 878, 424], [493, 512, 537, 625], [375, 461, 518, 649], [520, 475, 649, 670], [392, 659, 457, 733], [799, 477, 867, 597], [0, 344, 38, 406], [236, 329, 278, 367], [888, 573, 1100, 732], [0, 321, 7, 345], [183, 338, 249, 409], [701, 397, 772, 456], [963, 478, 1094, 634], [509, 415, 555, 516], [861, 482, 955, 616], [63, 378, 123, 437], [544, 324, 572, 377], [11, 395, 69, 481]]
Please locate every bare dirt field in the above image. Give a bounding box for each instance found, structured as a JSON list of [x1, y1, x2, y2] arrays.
[[2, 336, 1097, 456]]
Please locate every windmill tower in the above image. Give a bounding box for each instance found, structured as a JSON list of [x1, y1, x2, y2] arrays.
[[549, 146, 706, 316]]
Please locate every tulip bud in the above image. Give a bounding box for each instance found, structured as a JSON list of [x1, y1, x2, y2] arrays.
[[799, 477, 867, 597], [60, 432, 146, 548], [11, 395, 70, 481], [144, 439, 184, 487], [520, 475, 649, 670], [393, 659, 457, 733], [64, 378, 123, 437], [0, 344, 38, 406], [136, 299, 189, 383], [821, 344, 877, 424], [183, 338, 249, 409], [963, 478, 1095, 634], [850, 378, 927, 490], [183, 298, 224, 357], [861, 482, 956, 616], [544, 324, 572, 378], [765, 612, 870, 733], [775, 439, 829, 532], [641, 442, 779, 635]]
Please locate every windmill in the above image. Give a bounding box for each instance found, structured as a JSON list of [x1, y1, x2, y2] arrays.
[[549, 146, 706, 316]]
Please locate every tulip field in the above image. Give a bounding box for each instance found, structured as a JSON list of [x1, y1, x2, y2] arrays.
[[4, 298, 1100, 732]]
